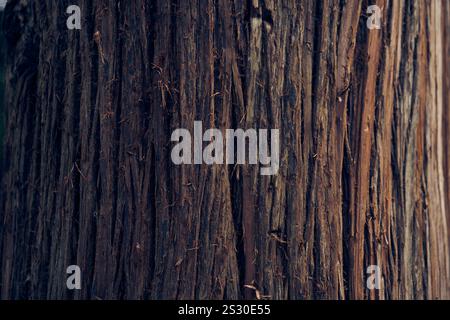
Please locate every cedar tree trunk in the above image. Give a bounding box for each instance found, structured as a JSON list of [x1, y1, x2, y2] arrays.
[[0, 0, 449, 300]]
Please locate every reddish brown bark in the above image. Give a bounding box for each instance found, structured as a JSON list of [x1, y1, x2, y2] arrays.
[[0, 0, 449, 300]]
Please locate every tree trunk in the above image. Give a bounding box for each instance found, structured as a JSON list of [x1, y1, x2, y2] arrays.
[[0, 0, 449, 300]]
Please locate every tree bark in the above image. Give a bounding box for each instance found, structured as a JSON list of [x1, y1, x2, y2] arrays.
[[0, 0, 449, 300]]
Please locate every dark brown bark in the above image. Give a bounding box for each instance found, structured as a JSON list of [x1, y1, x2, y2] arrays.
[[0, 0, 449, 300]]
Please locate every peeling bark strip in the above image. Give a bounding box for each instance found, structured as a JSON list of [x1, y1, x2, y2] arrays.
[[0, 0, 449, 300]]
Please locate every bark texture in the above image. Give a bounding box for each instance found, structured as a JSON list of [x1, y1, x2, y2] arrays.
[[0, 0, 449, 300]]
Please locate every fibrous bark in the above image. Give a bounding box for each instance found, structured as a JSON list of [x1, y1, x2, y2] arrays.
[[0, 0, 449, 300]]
